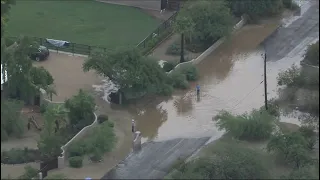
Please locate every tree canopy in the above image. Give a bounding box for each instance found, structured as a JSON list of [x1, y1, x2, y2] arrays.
[[175, 0, 234, 52], [83, 48, 173, 100]]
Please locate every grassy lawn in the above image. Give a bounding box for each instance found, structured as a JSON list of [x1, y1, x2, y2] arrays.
[[6, 0, 160, 48]]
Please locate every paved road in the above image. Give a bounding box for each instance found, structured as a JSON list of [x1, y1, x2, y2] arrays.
[[101, 137, 210, 179], [264, 1, 319, 61]]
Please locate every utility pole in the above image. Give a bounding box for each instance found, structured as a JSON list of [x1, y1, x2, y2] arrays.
[[180, 33, 185, 63], [264, 52, 268, 110]]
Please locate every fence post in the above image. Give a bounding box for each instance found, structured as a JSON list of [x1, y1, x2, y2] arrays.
[[72, 43, 74, 56]]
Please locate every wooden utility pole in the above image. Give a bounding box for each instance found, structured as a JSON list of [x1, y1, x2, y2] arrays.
[[180, 33, 185, 63], [264, 52, 268, 110]]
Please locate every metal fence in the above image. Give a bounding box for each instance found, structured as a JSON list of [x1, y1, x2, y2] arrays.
[[136, 11, 178, 55], [7, 11, 178, 56], [7, 36, 108, 55]]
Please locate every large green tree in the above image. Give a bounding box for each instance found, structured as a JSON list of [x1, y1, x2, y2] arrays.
[[1, 98, 24, 141], [2, 36, 54, 102], [65, 89, 95, 132], [175, 0, 234, 52], [83, 48, 173, 100]]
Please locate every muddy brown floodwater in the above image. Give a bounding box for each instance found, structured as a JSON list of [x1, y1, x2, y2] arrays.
[[123, 12, 318, 143], [125, 21, 283, 143]]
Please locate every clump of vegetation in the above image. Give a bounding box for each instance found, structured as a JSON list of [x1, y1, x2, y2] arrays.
[[1, 99, 25, 141], [226, 0, 288, 23], [214, 109, 276, 141], [1, 148, 40, 164], [18, 165, 38, 179], [97, 114, 108, 124], [174, 0, 234, 53], [267, 131, 314, 168], [168, 71, 189, 89], [84, 48, 175, 100], [166, 42, 187, 56], [67, 121, 116, 164], [65, 89, 96, 132], [302, 41, 319, 66], [68, 156, 83, 168], [276, 41, 319, 117], [169, 142, 270, 179], [162, 61, 177, 72], [180, 64, 199, 81]]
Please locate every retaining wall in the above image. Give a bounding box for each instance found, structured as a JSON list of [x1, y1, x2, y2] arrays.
[[167, 16, 247, 74], [39, 88, 98, 169]]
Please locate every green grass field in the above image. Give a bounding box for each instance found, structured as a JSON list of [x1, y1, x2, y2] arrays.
[[6, 0, 160, 49]]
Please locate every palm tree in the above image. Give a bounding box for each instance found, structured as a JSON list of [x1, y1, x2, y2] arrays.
[[174, 14, 195, 63], [45, 84, 57, 101]]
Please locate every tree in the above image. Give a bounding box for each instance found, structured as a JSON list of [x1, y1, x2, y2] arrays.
[[267, 132, 313, 168], [83, 48, 173, 100], [2, 36, 54, 101], [38, 105, 66, 161], [1, 99, 24, 141], [1, 0, 15, 37], [226, 0, 284, 22], [174, 11, 195, 63], [44, 104, 67, 132], [283, 166, 319, 179], [171, 142, 270, 179], [214, 109, 276, 140], [175, 0, 234, 52], [65, 89, 95, 132]]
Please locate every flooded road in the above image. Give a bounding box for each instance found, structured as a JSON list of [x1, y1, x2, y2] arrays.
[[128, 22, 283, 142], [94, 0, 318, 144]]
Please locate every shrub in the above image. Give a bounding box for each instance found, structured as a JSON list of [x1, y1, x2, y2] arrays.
[[166, 42, 186, 56], [171, 142, 270, 179], [97, 114, 108, 124], [299, 126, 317, 150], [214, 109, 276, 140], [68, 156, 83, 168], [18, 165, 38, 179], [40, 103, 48, 113], [303, 41, 319, 66], [267, 132, 313, 168], [65, 89, 96, 131], [169, 71, 189, 89], [89, 150, 103, 162], [180, 64, 199, 81], [162, 61, 176, 72], [68, 143, 86, 158], [1, 148, 40, 164], [107, 121, 114, 128]]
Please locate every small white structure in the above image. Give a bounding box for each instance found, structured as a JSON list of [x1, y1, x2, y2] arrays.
[[1, 64, 8, 91]]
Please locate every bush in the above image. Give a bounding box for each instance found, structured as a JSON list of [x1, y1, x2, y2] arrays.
[[166, 42, 186, 56], [214, 109, 276, 141], [169, 71, 189, 89], [68, 156, 83, 168], [171, 142, 270, 179], [227, 0, 284, 21], [267, 132, 313, 168], [97, 114, 108, 124], [18, 165, 38, 179], [90, 150, 103, 162], [303, 41, 319, 66], [162, 61, 176, 72], [68, 143, 86, 158], [180, 64, 199, 81], [1, 148, 40, 164], [299, 126, 317, 150], [283, 0, 300, 10], [107, 121, 114, 128], [40, 103, 48, 114]]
